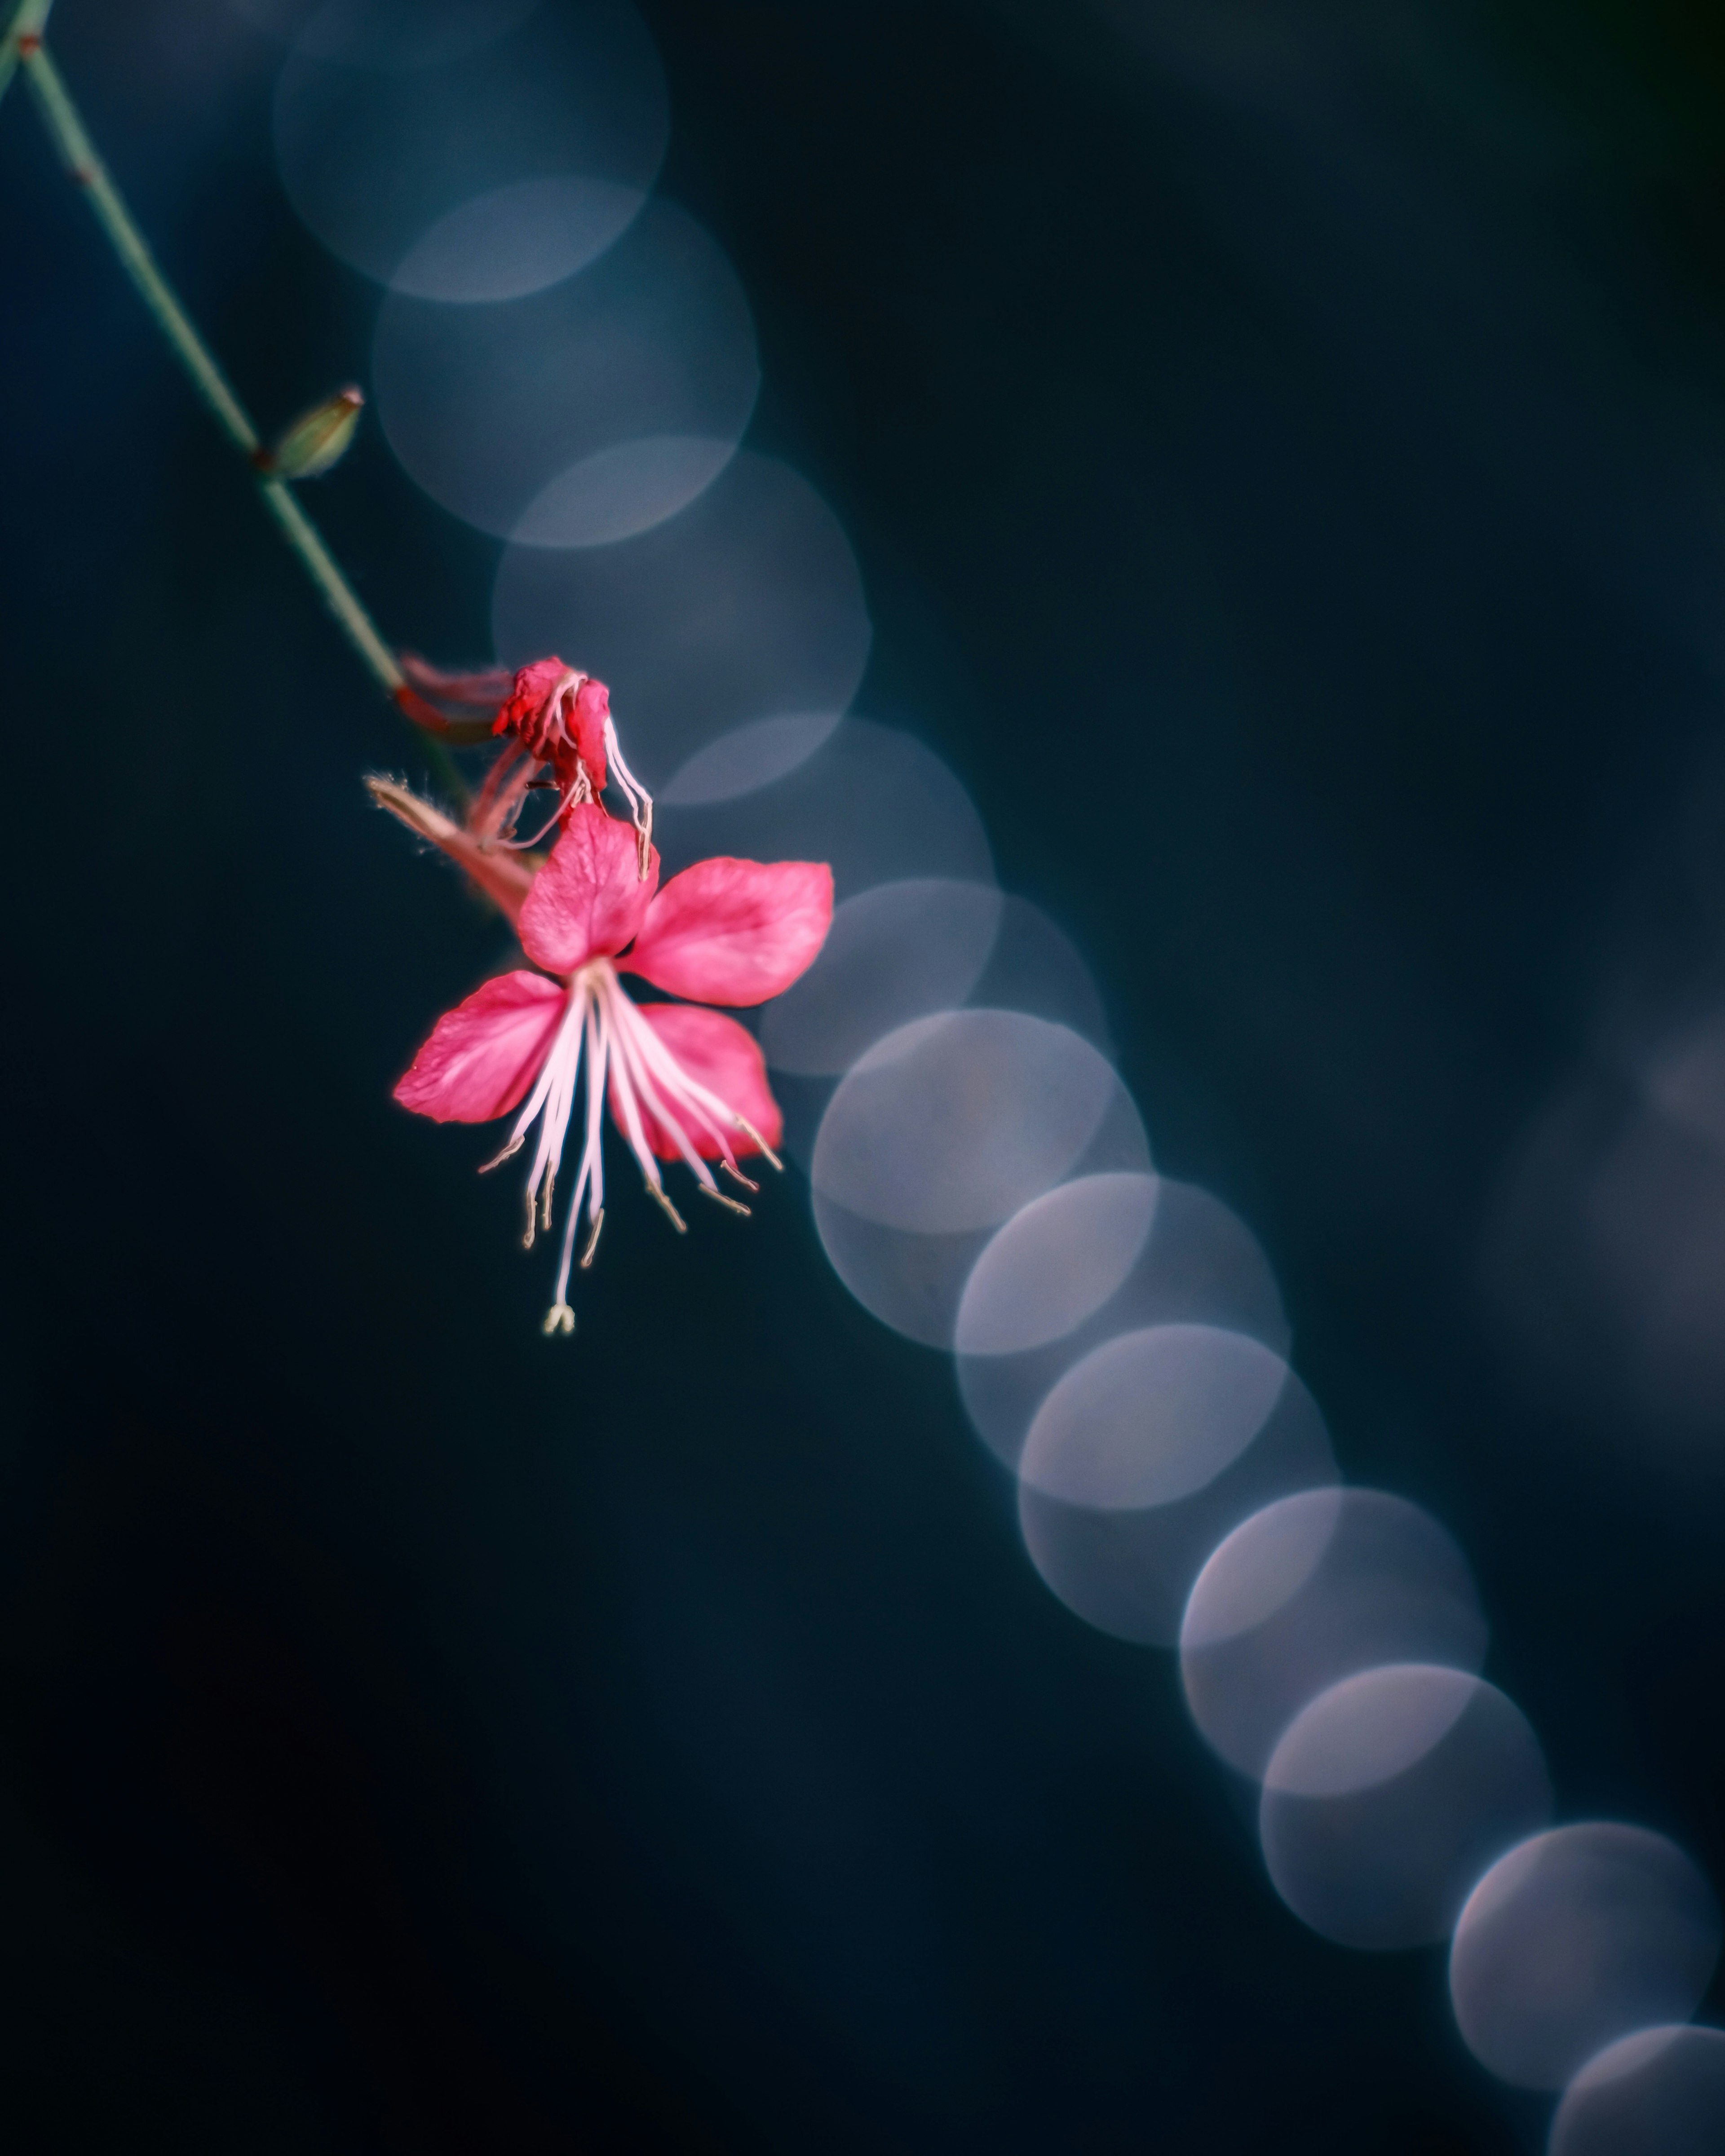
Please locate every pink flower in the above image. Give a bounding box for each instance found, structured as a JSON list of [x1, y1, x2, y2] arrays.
[[493, 656, 609, 790], [393, 800, 833, 1334], [392, 652, 655, 870], [491, 656, 655, 870]]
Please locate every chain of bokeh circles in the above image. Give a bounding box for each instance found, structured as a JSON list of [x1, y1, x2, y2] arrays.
[[261, 2, 1723, 2144]]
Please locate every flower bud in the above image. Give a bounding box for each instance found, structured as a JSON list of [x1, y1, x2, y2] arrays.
[[261, 385, 363, 480]]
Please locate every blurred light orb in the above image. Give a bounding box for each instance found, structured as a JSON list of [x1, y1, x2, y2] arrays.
[[653, 720, 989, 897], [958, 1177, 1289, 1473], [764, 888, 1106, 1186], [1180, 1489, 1488, 1780], [275, 3, 664, 292], [295, 0, 539, 68], [967, 897, 1111, 1053], [762, 880, 1004, 1079], [1017, 1360, 1336, 1646], [375, 199, 756, 543], [811, 1056, 1150, 1351], [494, 456, 869, 792], [514, 434, 741, 548], [808, 1200, 998, 1351], [662, 716, 844, 808], [955, 1173, 1160, 1358], [227, 0, 329, 42], [391, 177, 649, 305], [1550, 2026, 1725, 2156], [1451, 1825, 1723, 2090], [1259, 1667, 1551, 1952], [1019, 1323, 1287, 1513], [812, 1012, 1132, 1237]]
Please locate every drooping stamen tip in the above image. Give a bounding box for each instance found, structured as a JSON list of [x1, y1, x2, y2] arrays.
[[479, 1133, 524, 1174], [542, 1303, 575, 1337], [736, 1119, 783, 1172], [646, 1181, 687, 1234], [720, 1159, 760, 1194], [699, 1184, 751, 1218], [579, 1209, 605, 1270]]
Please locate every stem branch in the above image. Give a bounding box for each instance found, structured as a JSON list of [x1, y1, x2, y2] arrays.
[[7, 14, 463, 792]]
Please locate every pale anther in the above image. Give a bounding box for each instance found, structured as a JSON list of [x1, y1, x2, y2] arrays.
[[735, 1118, 783, 1171], [646, 1180, 687, 1233]]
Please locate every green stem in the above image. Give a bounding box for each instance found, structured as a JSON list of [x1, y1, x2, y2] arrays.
[[10, 22, 463, 793], [0, 0, 51, 106]]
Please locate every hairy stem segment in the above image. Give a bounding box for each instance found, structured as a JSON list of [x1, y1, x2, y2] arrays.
[[4, 5, 460, 793]]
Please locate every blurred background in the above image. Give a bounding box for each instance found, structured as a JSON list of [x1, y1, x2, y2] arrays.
[[6, 0, 1725, 2148]]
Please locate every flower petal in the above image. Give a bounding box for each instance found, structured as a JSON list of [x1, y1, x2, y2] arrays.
[[394, 971, 566, 1123], [493, 655, 567, 741], [518, 803, 659, 975], [571, 677, 611, 787], [398, 653, 517, 709], [623, 858, 833, 1005], [611, 1003, 783, 1159]]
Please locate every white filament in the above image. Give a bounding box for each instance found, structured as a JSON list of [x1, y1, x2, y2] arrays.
[[493, 959, 761, 1332]]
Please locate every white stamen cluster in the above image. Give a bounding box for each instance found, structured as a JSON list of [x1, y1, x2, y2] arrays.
[[484, 959, 778, 1335]]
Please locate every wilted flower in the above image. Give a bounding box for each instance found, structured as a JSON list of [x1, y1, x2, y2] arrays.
[[392, 653, 657, 872], [491, 656, 654, 872], [384, 791, 832, 1335]]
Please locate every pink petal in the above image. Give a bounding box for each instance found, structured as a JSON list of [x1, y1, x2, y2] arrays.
[[571, 677, 610, 789], [622, 858, 834, 1006], [518, 803, 659, 975], [394, 971, 566, 1123], [397, 653, 516, 709], [493, 655, 568, 740], [612, 1003, 783, 1160]]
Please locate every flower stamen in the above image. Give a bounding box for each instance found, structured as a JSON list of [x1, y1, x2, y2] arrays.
[[735, 1119, 783, 1173], [645, 1180, 687, 1233], [602, 715, 655, 879], [499, 758, 593, 851]]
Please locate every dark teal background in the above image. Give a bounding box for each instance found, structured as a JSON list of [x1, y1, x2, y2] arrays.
[[4, 2, 1725, 2147]]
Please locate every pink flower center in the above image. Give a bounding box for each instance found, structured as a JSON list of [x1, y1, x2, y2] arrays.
[[484, 958, 778, 1335]]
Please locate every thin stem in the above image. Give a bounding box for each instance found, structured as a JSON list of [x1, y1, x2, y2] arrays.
[[10, 22, 462, 794], [0, 0, 50, 109]]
